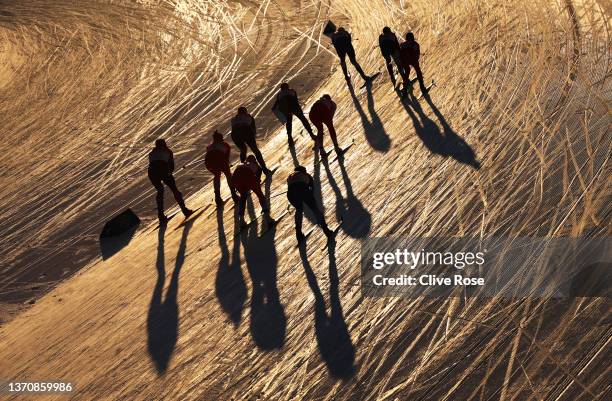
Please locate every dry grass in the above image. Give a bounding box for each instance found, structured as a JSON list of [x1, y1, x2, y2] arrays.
[[0, 0, 610, 400]]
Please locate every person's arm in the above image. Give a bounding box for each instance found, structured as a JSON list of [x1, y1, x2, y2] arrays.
[[168, 150, 175, 172], [330, 99, 337, 115], [307, 174, 314, 190], [416, 42, 421, 58], [250, 115, 256, 135], [272, 94, 278, 110]]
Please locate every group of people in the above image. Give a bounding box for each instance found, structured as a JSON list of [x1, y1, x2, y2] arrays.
[[148, 85, 339, 241], [327, 24, 428, 96], [147, 25, 428, 242]]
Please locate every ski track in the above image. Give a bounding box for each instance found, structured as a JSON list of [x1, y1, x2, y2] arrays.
[[0, 0, 611, 400]]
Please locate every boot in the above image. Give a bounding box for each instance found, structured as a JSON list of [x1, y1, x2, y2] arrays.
[[158, 213, 169, 225], [182, 208, 194, 218]]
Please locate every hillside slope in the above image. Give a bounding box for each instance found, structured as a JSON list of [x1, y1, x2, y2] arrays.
[[1, 0, 610, 400]]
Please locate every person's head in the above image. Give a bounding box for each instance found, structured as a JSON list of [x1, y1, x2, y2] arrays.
[[382, 26, 391, 34], [322, 94, 332, 101], [237, 106, 247, 115], [246, 154, 257, 164], [405, 32, 415, 41], [155, 138, 167, 148], [280, 82, 289, 90], [295, 165, 307, 174], [212, 130, 223, 142], [338, 27, 346, 33]]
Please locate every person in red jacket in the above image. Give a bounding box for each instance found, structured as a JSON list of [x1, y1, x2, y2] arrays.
[[272, 83, 315, 143], [309, 94, 340, 154], [147, 139, 194, 223], [205, 130, 238, 206], [399, 32, 427, 96], [232, 155, 269, 228]]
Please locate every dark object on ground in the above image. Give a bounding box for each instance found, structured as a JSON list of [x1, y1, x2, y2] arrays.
[[100, 209, 141, 260], [100, 208, 140, 238]]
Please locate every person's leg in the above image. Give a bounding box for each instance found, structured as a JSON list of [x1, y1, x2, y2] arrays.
[[162, 175, 192, 215], [223, 165, 238, 201], [303, 192, 332, 235], [413, 61, 427, 92], [148, 170, 166, 220], [309, 114, 325, 148], [337, 49, 349, 80], [252, 184, 268, 214], [324, 119, 339, 149], [245, 136, 270, 172], [347, 45, 368, 80], [384, 54, 395, 84], [294, 205, 304, 239], [231, 132, 247, 162], [294, 107, 314, 137], [402, 63, 412, 96], [285, 113, 294, 141], [213, 172, 222, 204], [238, 192, 247, 225]]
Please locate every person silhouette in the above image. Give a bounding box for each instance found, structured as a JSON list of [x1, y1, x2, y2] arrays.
[[272, 83, 315, 143], [287, 165, 334, 242], [378, 27, 404, 87], [327, 26, 373, 84], [232, 155, 270, 229], [309, 94, 340, 155], [399, 32, 428, 96], [230, 107, 272, 176], [147, 139, 194, 224], [204, 130, 239, 206]]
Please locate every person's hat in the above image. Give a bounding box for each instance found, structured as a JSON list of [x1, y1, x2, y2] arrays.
[[155, 138, 167, 148], [383, 26, 391, 34], [246, 154, 257, 164], [295, 165, 307, 173], [406, 32, 415, 41], [280, 82, 289, 90], [213, 130, 223, 141], [238, 106, 247, 114]]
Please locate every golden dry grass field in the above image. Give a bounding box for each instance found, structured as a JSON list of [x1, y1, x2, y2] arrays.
[[0, 0, 610, 400]]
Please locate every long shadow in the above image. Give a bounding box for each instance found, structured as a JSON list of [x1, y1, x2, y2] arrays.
[[298, 240, 355, 378], [347, 81, 391, 152], [147, 219, 194, 373], [322, 156, 371, 238], [215, 207, 247, 325], [240, 185, 286, 350], [399, 93, 480, 169]]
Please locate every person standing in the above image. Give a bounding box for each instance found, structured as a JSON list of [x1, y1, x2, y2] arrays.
[[204, 130, 238, 206], [287, 166, 334, 242], [399, 32, 428, 96], [378, 27, 405, 87], [230, 106, 272, 176], [309, 94, 340, 154], [148, 139, 194, 223], [327, 26, 373, 84], [232, 155, 270, 228], [272, 83, 315, 143]]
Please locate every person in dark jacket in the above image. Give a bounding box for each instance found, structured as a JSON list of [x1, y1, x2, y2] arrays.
[[230, 106, 272, 176], [399, 32, 427, 96], [148, 139, 194, 223], [287, 166, 333, 242], [327, 26, 373, 84], [272, 83, 315, 143], [378, 27, 405, 86], [204, 130, 238, 206]]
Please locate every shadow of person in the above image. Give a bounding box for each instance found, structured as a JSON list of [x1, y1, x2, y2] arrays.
[[322, 156, 371, 238], [147, 219, 194, 373], [215, 207, 247, 325], [398, 93, 480, 169], [240, 183, 286, 350], [347, 81, 391, 152], [298, 240, 355, 378]]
